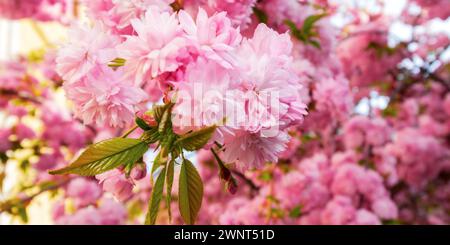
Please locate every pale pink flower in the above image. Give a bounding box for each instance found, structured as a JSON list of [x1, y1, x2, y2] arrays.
[[118, 7, 187, 85], [97, 198, 128, 225], [63, 66, 147, 128], [171, 59, 233, 137], [371, 198, 398, 220], [234, 24, 307, 130], [313, 76, 353, 121], [321, 195, 356, 225], [207, 0, 256, 29], [110, 0, 173, 33], [352, 209, 381, 225], [56, 206, 103, 225], [56, 24, 119, 83], [221, 130, 290, 170], [66, 178, 102, 208], [179, 8, 242, 69], [96, 169, 134, 202], [0, 128, 12, 152]]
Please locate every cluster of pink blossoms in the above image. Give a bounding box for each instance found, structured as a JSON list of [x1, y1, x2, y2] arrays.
[[0, 57, 128, 225], [157, 0, 450, 225], [56, 1, 308, 169], [2, 0, 450, 225], [53, 178, 127, 225], [0, 0, 71, 22]]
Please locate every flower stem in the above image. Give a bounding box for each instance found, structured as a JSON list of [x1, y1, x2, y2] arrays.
[[121, 125, 139, 138]]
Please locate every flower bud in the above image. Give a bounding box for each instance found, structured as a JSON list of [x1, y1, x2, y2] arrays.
[[96, 169, 134, 202], [226, 178, 238, 195], [130, 163, 147, 181], [142, 112, 158, 127]]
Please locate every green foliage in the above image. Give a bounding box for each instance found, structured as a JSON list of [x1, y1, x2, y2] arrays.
[[50, 102, 218, 225], [382, 104, 398, 118], [135, 117, 152, 131], [289, 205, 303, 218], [145, 167, 166, 225], [49, 138, 148, 176], [175, 125, 217, 151], [253, 7, 268, 24], [166, 158, 175, 222], [178, 159, 204, 225], [284, 13, 327, 49]]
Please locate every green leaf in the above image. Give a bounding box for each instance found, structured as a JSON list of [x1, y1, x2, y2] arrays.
[[145, 167, 166, 225], [302, 13, 327, 35], [253, 7, 268, 24], [152, 103, 173, 123], [151, 152, 163, 175], [158, 107, 172, 134], [18, 206, 28, 223], [289, 205, 302, 218], [141, 127, 160, 144], [284, 19, 305, 42], [308, 39, 322, 49], [135, 117, 152, 131], [178, 160, 204, 225], [49, 138, 148, 176], [175, 126, 217, 151], [284, 16, 324, 50], [166, 158, 175, 222]]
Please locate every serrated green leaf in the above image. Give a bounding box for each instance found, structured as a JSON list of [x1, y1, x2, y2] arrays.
[[145, 166, 166, 225], [49, 138, 148, 176], [175, 126, 217, 151], [178, 160, 203, 225], [166, 158, 175, 222]]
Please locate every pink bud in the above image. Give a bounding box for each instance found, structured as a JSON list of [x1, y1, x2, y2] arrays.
[[142, 113, 158, 127], [130, 164, 147, 181], [227, 179, 238, 195]]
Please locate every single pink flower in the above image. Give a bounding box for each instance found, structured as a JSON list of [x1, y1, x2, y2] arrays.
[[118, 7, 187, 85]]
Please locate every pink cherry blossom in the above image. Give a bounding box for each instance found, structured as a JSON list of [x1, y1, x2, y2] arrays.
[[63, 66, 147, 128], [179, 8, 242, 69], [56, 24, 120, 83], [96, 169, 134, 202], [118, 7, 187, 85]]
